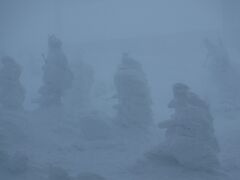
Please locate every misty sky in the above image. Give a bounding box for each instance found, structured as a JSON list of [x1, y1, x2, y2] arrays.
[[0, 0, 221, 46]]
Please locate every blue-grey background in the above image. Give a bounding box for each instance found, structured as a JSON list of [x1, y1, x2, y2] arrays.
[[1, 0, 240, 180]]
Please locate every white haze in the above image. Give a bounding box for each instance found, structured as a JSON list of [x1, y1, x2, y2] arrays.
[[1, 0, 240, 180]]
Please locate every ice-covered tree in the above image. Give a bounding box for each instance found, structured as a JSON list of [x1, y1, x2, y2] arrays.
[[64, 60, 94, 112], [48, 166, 72, 180], [0, 131, 9, 171], [37, 35, 73, 108], [204, 38, 240, 110], [77, 172, 106, 180], [0, 56, 25, 110], [159, 83, 220, 171], [222, 0, 240, 50], [48, 167, 106, 180], [114, 53, 153, 129], [6, 152, 29, 175]]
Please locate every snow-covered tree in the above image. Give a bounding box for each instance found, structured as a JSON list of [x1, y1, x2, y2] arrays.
[[64, 60, 94, 112], [48, 166, 72, 180], [204, 38, 240, 110], [6, 152, 29, 175], [79, 111, 112, 141], [0, 130, 9, 171], [48, 167, 106, 180], [222, 0, 240, 50], [159, 83, 220, 171], [204, 38, 230, 73], [0, 56, 25, 110], [37, 35, 73, 108], [77, 172, 106, 180], [114, 53, 153, 129]]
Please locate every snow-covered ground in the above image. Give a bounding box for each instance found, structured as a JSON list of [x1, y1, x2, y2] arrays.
[[1, 106, 240, 180]]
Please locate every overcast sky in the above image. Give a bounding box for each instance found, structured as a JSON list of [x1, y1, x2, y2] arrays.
[[0, 0, 221, 45]]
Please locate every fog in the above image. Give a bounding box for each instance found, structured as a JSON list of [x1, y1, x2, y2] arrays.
[[0, 0, 240, 180]]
